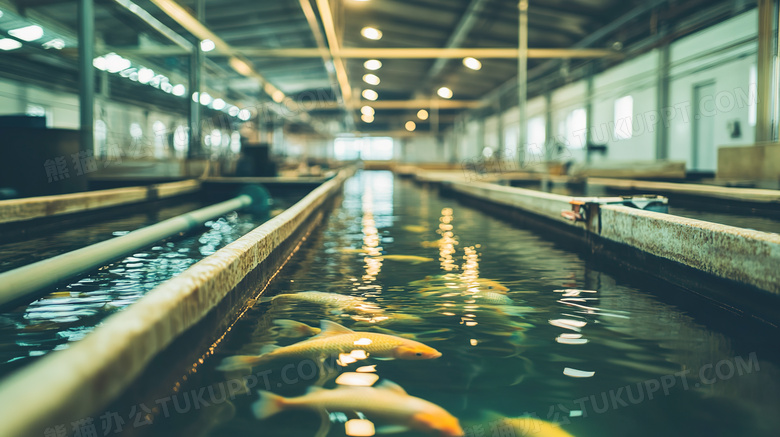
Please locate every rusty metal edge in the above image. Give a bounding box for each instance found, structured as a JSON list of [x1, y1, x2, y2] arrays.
[[0, 168, 354, 437]]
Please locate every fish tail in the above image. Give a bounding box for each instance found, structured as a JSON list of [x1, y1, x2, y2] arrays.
[[252, 390, 287, 420], [216, 355, 265, 372], [273, 319, 314, 338]]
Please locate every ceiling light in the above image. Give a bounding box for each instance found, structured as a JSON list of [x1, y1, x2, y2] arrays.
[[172, 84, 186, 96], [199, 92, 212, 106], [361, 106, 375, 116], [463, 57, 482, 70], [417, 109, 429, 121], [405, 121, 416, 132], [228, 106, 240, 117], [362, 89, 378, 101], [105, 53, 131, 73], [42, 38, 65, 50], [0, 38, 22, 51], [137, 68, 155, 84], [238, 109, 252, 121], [8, 25, 43, 42], [272, 90, 285, 103], [93, 56, 107, 70], [361, 114, 374, 123], [200, 39, 216, 52], [364, 59, 382, 70], [437, 87, 453, 99], [363, 74, 380, 86], [361, 27, 382, 40], [212, 98, 226, 110]]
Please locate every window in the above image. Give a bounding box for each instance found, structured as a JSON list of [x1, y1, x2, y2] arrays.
[[749, 64, 757, 127], [527, 116, 546, 148], [334, 137, 394, 161], [565, 108, 587, 148], [614, 96, 634, 140]]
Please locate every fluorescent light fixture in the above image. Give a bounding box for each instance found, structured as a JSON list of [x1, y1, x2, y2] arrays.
[[137, 68, 154, 84], [361, 27, 382, 40], [362, 89, 378, 101], [0, 38, 23, 51], [361, 106, 375, 116], [212, 98, 226, 110], [42, 38, 65, 50], [363, 74, 380, 86], [8, 25, 43, 42], [172, 84, 186, 96], [200, 39, 215, 52], [228, 106, 240, 117], [105, 53, 131, 73], [437, 87, 453, 99], [199, 92, 212, 106], [417, 109, 429, 121], [161, 82, 173, 93], [405, 121, 416, 132], [463, 57, 482, 70], [361, 114, 374, 123], [238, 109, 252, 121], [364, 59, 382, 70]]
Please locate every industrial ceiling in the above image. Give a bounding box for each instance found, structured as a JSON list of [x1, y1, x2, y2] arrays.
[[1, 0, 756, 136]]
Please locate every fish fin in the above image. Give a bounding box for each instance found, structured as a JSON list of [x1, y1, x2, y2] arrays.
[[376, 425, 411, 434], [273, 319, 317, 338], [252, 390, 286, 420], [217, 355, 263, 372], [257, 296, 275, 304], [372, 357, 395, 361], [259, 344, 281, 355], [319, 320, 354, 336], [375, 380, 407, 395]]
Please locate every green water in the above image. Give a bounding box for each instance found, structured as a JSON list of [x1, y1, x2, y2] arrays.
[[115, 171, 780, 437]]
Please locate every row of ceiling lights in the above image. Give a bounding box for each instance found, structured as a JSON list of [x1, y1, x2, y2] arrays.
[[353, 9, 479, 131], [0, 17, 66, 51]]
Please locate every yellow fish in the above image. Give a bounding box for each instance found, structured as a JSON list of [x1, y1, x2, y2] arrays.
[[262, 291, 381, 313], [338, 247, 370, 254], [403, 225, 429, 233], [382, 255, 434, 265], [253, 380, 464, 437], [271, 319, 321, 338], [218, 320, 441, 371], [471, 412, 575, 437]]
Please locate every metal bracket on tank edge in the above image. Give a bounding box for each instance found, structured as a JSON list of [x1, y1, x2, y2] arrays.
[[562, 195, 669, 232]]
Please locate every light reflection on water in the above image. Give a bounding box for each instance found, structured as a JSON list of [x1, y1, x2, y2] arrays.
[[36, 171, 780, 437], [0, 199, 295, 378]]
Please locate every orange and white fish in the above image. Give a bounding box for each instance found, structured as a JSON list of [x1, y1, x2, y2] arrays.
[[218, 320, 441, 372], [261, 291, 381, 313], [470, 411, 575, 437], [381, 255, 434, 264], [253, 380, 464, 437], [271, 319, 321, 338]]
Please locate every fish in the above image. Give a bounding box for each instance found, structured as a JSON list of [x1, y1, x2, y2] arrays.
[[261, 291, 381, 313], [382, 255, 434, 264], [253, 380, 464, 437], [217, 320, 441, 372], [471, 411, 575, 437], [271, 319, 321, 338], [403, 225, 429, 233], [338, 247, 369, 255]]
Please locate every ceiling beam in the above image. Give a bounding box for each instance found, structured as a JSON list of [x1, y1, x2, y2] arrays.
[[424, 0, 489, 85], [314, 0, 354, 116], [102, 46, 620, 59], [315, 100, 480, 110], [298, 0, 344, 111]]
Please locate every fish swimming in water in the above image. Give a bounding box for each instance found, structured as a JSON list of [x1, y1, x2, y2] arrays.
[[403, 225, 429, 233], [261, 291, 381, 313], [469, 411, 575, 437], [217, 320, 441, 372], [253, 380, 464, 437], [271, 319, 321, 338], [382, 255, 435, 264]]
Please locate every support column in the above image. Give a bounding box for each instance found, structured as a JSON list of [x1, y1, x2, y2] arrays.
[[585, 65, 595, 164], [431, 98, 440, 137], [756, 0, 779, 143], [544, 91, 554, 161], [518, 0, 529, 166], [78, 0, 95, 154], [656, 44, 670, 160], [496, 98, 504, 159], [188, 0, 205, 159]]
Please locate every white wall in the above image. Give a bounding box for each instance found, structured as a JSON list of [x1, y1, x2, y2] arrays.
[[425, 8, 760, 172]]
